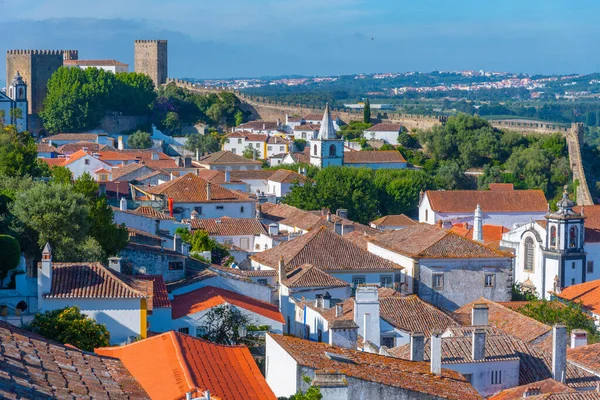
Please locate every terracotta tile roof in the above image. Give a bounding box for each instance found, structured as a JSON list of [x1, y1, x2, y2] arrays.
[[489, 379, 574, 400], [378, 295, 459, 335], [524, 394, 600, 400], [267, 333, 481, 400], [453, 298, 552, 344], [142, 173, 252, 203], [293, 124, 320, 131], [229, 170, 277, 180], [340, 230, 378, 250], [390, 334, 521, 363], [40, 157, 66, 166], [197, 169, 243, 184], [370, 214, 417, 228], [96, 331, 275, 400], [370, 223, 511, 259], [43, 133, 100, 142], [574, 205, 600, 242], [556, 280, 600, 314], [286, 149, 310, 164], [236, 121, 279, 130], [166, 268, 217, 292], [284, 264, 349, 288], [450, 223, 509, 245], [171, 286, 284, 322], [64, 59, 128, 67], [61, 149, 92, 166], [117, 149, 172, 161], [0, 321, 149, 399], [36, 143, 57, 153], [343, 150, 407, 164], [568, 343, 600, 374], [97, 151, 136, 161], [489, 183, 515, 191], [425, 189, 548, 213], [364, 123, 402, 132], [252, 226, 402, 272], [227, 132, 269, 142], [266, 135, 290, 144], [142, 159, 179, 169], [130, 205, 174, 220], [196, 150, 262, 165], [42, 262, 145, 299], [110, 162, 147, 180], [267, 169, 308, 184], [207, 265, 277, 280], [185, 217, 267, 236], [133, 275, 171, 309], [56, 141, 111, 154]]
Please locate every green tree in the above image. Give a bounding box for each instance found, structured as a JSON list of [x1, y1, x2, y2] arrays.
[[127, 130, 153, 149], [374, 169, 435, 216], [10, 183, 90, 261], [198, 304, 253, 345], [184, 133, 220, 156], [0, 125, 41, 177], [50, 166, 73, 185], [176, 228, 231, 264], [243, 145, 259, 160], [0, 235, 21, 287], [288, 377, 323, 400], [163, 111, 181, 134], [434, 161, 467, 190], [29, 306, 110, 351], [234, 110, 244, 126], [363, 98, 371, 124]]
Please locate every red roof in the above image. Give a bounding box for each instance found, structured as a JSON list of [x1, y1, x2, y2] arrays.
[[186, 217, 267, 236], [364, 123, 402, 132], [134, 275, 171, 308], [574, 205, 600, 242], [142, 173, 252, 203], [450, 223, 509, 246], [97, 151, 136, 161], [425, 189, 548, 213], [40, 157, 66, 166], [171, 286, 284, 322], [96, 331, 276, 400], [556, 279, 600, 314]]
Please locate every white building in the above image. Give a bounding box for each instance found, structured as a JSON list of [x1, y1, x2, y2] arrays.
[[234, 120, 282, 134], [309, 104, 344, 168], [501, 190, 593, 299], [1, 72, 28, 132], [60, 149, 115, 181], [63, 59, 129, 73], [194, 150, 263, 171], [363, 123, 402, 145], [419, 185, 548, 228]]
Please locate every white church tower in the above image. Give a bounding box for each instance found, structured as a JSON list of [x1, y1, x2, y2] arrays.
[[7, 72, 28, 132], [309, 104, 344, 168]]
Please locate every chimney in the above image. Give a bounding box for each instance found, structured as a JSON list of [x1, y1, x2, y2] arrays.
[[316, 294, 324, 308], [329, 320, 358, 349], [206, 182, 211, 200], [268, 223, 279, 236], [410, 332, 425, 362], [552, 324, 567, 382], [152, 152, 159, 161], [173, 234, 182, 252], [430, 331, 442, 375], [335, 303, 343, 317], [262, 123, 266, 130], [336, 209, 348, 219], [437, 220, 443, 228], [118, 136, 124, 150], [196, 148, 200, 161], [472, 303, 489, 326], [278, 256, 285, 285], [326, 211, 332, 222], [472, 328, 486, 361], [473, 204, 483, 242], [224, 171, 230, 183], [191, 210, 199, 219], [363, 313, 371, 344], [570, 329, 588, 349], [354, 285, 380, 346], [38, 243, 53, 311], [323, 292, 332, 309], [108, 257, 122, 273], [119, 197, 127, 211], [523, 387, 542, 398]]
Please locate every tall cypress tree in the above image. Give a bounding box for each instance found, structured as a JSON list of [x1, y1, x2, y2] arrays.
[[363, 98, 371, 124]]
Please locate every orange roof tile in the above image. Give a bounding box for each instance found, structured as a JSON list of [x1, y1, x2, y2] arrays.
[[61, 149, 90, 165], [142, 173, 252, 203], [97, 151, 136, 161], [370, 214, 417, 228], [568, 343, 600, 374], [96, 331, 275, 400], [425, 189, 548, 213], [343, 150, 407, 164], [268, 169, 308, 184], [364, 123, 402, 132], [185, 217, 267, 236], [450, 223, 509, 245], [283, 264, 349, 288], [489, 379, 574, 400], [171, 286, 284, 322], [134, 275, 171, 309], [40, 157, 66, 166], [557, 280, 600, 314], [196, 151, 262, 166], [574, 205, 600, 242]]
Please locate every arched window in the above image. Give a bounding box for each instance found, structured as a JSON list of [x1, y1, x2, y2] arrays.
[[329, 144, 336, 157], [524, 237, 535, 271], [313, 144, 318, 156], [570, 226, 578, 248], [550, 226, 557, 247]]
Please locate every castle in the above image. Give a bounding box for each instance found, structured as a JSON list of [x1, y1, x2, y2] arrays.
[[134, 40, 168, 87]]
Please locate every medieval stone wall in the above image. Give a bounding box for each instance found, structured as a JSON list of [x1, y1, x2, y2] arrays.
[[134, 40, 168, 87]]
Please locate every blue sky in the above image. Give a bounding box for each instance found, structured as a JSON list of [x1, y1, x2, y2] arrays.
[[1, 0, 599, 80]]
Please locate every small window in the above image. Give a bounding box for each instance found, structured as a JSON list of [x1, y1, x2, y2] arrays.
[[313, 144, 318, 156], [223, 238, 233, 245], [317, 328, 323, 343], [491, 370, 502, 385], [572, 278, 576, 285], [524, 237, 535, 271], [216, 205, 224, 210], [169, 261, 184, 270], [352, 276, 366, 287], [257, 279, 268, 285], [195, 206, 202, 214], [232, 148, 236, 154], [178, 327, 189, 334], [463, 374, 473, 384], [485, 274, 495, 288], [432, 273, 444, 290], [381, 336, 395, 348], [267, 146, 272, 151], [572, 262, 576, 269], [255, 243, 260, 250], [238, 139, 242, 144], [329, 144, 336, 157], [588, 261, 594, 274], [380, 276, 393, 288], [425, 209, 428, 222], [240, 206, 244, 213], [570, 226, 578, 248], [280, 146, 284, 152], [550, 226, 557, 247], [84, 158, 90, 165]]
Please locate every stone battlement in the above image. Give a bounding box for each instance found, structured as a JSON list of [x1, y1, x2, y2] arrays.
[[6, 49, 76, 56], [134, 39, 168, 44]]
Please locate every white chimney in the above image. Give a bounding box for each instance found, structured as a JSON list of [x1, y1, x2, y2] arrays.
[[206, 182, 211, 200], [430, 331, 442, 375], [38, 243, 53, 311], [323, 292, 332, 309], [410, 332, 424, 361], [363, 313, 371, 344], [570, 329, 588, 349], [118, 136, 124, 150], [472, 303, 489, 325], [173, 234, 182, 252], [472, 328, 486, 361], [108, 257, 122, 273], [473, 204, 483, 242], [224, 171, 231, 183], [119, 197, 127, 211], [268, 223, 279, 236], [335, 303, 343, 317], [326, 211, 332, 222], [552, 324, 567, 382], [354, 285, 380, 347]]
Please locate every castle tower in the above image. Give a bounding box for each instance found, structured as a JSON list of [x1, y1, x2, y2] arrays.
[[7, 72, 28, 132], [543, 186, 586, 297], [5, 49, 78, 131], [134, 40, 168, 87], [309, 104, 344, 168]]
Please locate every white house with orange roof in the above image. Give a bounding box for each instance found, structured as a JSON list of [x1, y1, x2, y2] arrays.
[[58, 149, 114, 181]]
